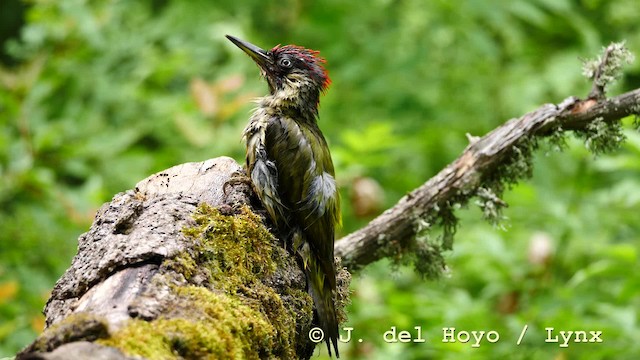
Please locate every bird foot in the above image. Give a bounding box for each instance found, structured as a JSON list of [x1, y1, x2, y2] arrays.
[[221, 171, 256, 214], [223, 171, 252, 196]]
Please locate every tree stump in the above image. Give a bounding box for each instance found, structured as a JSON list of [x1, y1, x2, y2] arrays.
[[18, 156, 350, 360]]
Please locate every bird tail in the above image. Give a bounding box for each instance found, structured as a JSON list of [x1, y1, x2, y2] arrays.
[[306, 254, 339, 358]]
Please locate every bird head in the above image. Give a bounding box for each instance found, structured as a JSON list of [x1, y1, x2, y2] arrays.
[[226, 35, 330, 109]]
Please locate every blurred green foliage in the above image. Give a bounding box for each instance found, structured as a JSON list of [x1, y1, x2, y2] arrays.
[[1, 0, 640, 358]]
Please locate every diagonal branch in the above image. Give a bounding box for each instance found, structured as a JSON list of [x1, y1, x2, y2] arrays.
[[335, 87, 640, 271]]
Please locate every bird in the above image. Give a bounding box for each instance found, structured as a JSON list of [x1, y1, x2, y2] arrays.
[[226, 34, 341, 357]]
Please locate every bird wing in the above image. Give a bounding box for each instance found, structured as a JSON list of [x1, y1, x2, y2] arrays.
[[265, 115, 341, 357], [265, 117, 340, 285]]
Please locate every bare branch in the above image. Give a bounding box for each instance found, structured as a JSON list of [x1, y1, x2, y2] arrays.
[[335, 87, 640, 271]]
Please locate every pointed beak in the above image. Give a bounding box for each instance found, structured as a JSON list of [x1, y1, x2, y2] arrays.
[[226, 35, 272, 69]]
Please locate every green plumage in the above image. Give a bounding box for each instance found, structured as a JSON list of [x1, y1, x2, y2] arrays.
[[227, 35, 341, 357]]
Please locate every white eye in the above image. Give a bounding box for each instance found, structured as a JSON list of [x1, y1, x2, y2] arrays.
[[279, 58, 292, 68]]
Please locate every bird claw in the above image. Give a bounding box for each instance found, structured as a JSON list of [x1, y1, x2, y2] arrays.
[[223, 171, 252, 196]]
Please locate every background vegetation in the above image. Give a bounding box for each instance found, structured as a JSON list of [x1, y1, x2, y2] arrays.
[[1, 0, 639, 358]]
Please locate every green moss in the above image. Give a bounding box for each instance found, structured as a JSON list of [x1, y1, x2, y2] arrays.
[[99, 286, 291, 359], [27, 312, 109, 353], [334, 262, 352, 324], [163, 251, 198, 280], [282, 288, 313, 323], [98, 204, 303, 359], [183, 204, 279, 291]]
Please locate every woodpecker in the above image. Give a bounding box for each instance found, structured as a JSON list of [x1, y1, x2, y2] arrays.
[[226, 35, 341, 357]]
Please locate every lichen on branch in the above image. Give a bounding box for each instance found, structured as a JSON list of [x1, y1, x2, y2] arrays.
[[583, 42, 635, 99]]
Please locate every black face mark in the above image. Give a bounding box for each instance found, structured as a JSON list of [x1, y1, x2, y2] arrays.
[[265, 47, 329, 94], [265, 54, 299, 88]]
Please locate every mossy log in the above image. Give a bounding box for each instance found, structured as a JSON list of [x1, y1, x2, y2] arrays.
[[18, 157, 350, 360]]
